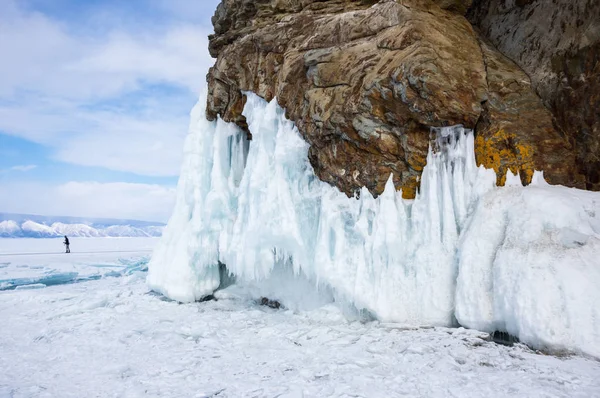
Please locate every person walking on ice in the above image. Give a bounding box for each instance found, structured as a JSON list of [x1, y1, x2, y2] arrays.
[[63, 235, 70, 253]]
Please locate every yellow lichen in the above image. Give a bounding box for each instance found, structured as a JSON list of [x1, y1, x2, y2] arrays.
[[401, 175, 420, 199], [475, 129, 535, 186], [406, 150, 427, 172]]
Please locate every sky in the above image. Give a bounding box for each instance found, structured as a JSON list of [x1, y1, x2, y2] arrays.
[[0, 0, 221, 222]]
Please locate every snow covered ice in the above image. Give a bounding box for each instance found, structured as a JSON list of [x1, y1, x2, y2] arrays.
[[2, 238, 600, 397], [149, 92, 600, 358], [0, 238, 156, 291]]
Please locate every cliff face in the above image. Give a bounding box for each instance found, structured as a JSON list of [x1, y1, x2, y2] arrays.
[[468, 0, 600, 190], [206, 0, 595, 197]]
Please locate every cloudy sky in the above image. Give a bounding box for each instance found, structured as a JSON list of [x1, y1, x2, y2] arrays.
[[0, 0, 221, 222]]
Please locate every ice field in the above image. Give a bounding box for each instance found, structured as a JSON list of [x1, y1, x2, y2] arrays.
[[1, 238, 600, 397], [0, 238, 156, 291]]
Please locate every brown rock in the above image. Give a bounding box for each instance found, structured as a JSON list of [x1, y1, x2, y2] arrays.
[[474, 38, 584, 187], [207, 0, 585, 197], [468, 0, 600, 189]]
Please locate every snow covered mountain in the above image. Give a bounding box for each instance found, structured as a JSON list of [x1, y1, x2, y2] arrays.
[[0, 214, 164, 238]]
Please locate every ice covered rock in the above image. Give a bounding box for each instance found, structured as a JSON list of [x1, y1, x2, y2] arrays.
[[207, 0, 585, 197], [469, 0, 600, 190], [0, 220, 20, 238], [0, 216, 164, 238], [148, 92, 600, 357]]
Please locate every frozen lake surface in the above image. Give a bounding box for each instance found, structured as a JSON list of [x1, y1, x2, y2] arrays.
[[1, 238, 599, 397], [0, 238, 157, 291]]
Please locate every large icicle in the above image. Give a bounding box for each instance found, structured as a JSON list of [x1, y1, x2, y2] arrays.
[[148, 93, 600, 357], [146, 92, 248, 302], [149, 93, 496, 322]]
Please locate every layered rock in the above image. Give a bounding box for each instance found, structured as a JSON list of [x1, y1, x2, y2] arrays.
[[474, 38, 583, 186], [207, 0, 587, 197], [468, 0, 600, 189]]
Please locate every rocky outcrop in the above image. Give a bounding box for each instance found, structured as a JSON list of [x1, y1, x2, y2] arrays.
[[468, 0, 600, 189], [474, 38, 583, 186], [207, 0, 587, 197]]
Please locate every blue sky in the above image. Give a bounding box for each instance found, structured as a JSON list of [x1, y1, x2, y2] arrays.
[[0, 0, 221, 222]]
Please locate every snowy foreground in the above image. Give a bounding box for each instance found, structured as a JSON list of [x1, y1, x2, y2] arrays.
[[2, 239, 600, 397], [149, 93, 600, 357]]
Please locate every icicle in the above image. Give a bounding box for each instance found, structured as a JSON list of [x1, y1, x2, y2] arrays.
[[149, 92, 600, 358], [149, 93, 496, 325]]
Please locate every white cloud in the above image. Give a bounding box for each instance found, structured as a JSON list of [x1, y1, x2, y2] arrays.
[[68, 26, 212, 96], [0, 97, 193, 176], [0, 0, 217, 220], [0, 0, 216, 176], [0, 181, 176, 222], [0, 0, 214, 101], [8, 165, 37, 172], [0, 164, 37, 173]]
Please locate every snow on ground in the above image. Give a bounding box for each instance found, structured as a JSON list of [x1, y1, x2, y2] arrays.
[[1, 239, 600, 397]]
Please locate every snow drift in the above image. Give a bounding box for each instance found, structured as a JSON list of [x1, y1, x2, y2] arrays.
[[148, 93, 600, 358]]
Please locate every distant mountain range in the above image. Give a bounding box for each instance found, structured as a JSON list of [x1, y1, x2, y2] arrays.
[[0, 213, 165, 238]]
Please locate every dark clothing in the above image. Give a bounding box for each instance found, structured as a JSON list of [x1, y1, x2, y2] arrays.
[[64, 236, 70, 253]]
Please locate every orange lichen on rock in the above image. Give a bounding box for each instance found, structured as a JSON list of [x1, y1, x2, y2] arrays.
[[401, 175, 420, 199], [475, 129, 535, 186]]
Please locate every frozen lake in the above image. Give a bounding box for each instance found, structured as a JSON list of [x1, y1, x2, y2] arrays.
[[1, 238, 599, 397], [0, 238, 157, 291]]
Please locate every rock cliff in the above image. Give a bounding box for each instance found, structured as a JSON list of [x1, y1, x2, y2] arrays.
[[206, 0, 596, 197], [468, 0, 600, 190]]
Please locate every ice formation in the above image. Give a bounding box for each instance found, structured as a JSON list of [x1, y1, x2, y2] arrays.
[[455, 183, 600, 357], [148, 92, 600, 357]]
